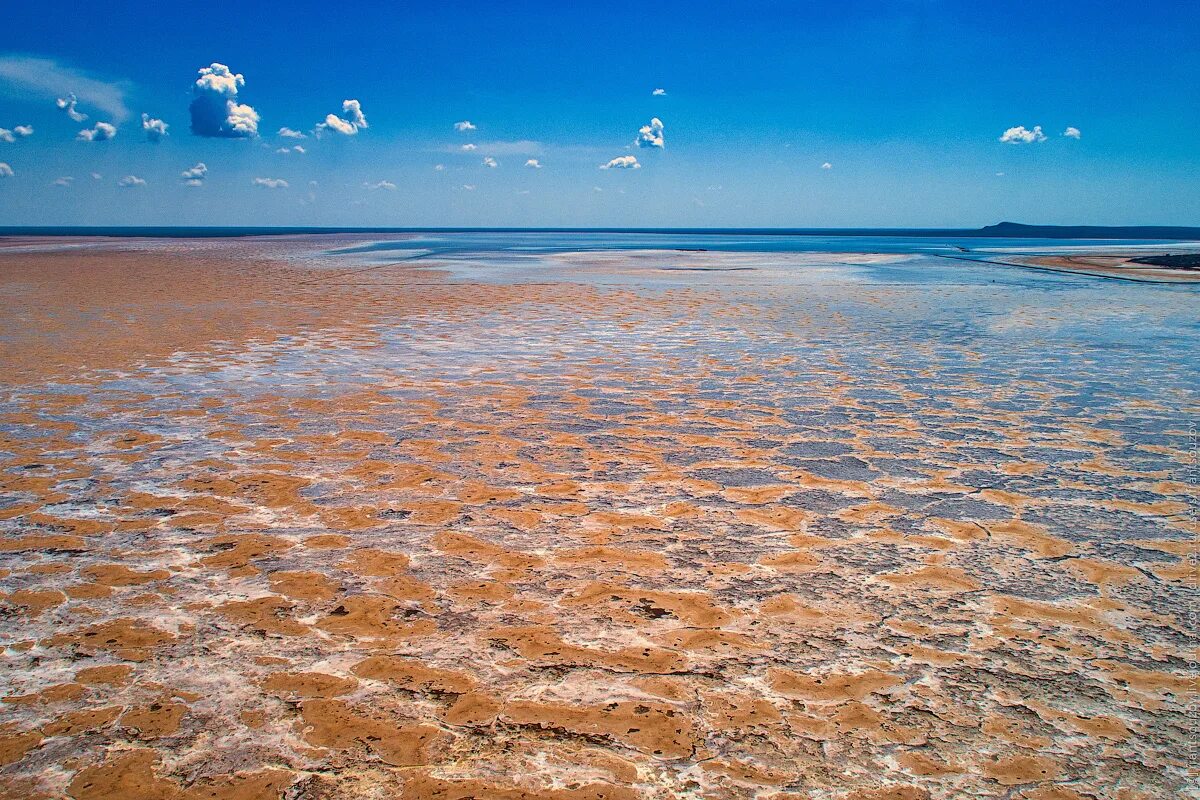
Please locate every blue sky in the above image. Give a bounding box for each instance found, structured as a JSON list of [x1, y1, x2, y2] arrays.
[[0, 0, 1197, 227]]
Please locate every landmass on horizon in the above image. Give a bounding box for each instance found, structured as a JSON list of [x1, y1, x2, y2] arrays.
[[2, 221, 1199, 239]]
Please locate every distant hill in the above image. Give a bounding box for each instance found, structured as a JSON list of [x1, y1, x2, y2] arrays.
[[978, 222, 1200, 240], [1, 222, 1198, 240]]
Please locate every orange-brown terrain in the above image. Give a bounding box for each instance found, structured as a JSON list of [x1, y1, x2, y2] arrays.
[[0, 236, 1196, 799]]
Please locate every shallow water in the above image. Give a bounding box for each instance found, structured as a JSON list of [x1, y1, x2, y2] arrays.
[[0, 234, 1197, 799]]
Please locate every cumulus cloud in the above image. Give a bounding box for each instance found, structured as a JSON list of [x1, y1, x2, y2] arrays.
[[0, 56, 130, 121], [117, 174, 145, 187], [56, 93, 87, 122], [53, 176, 74, 187], [141, 114, 168, 141], [637, 117, 664, 148], [364, 180, 397, 190], [821, 162, 832, 169], [652, 88, 666, 96], [190, 63, 259, 138], [1063, 126, 1081, 139], [482, 156, 498, 168], [276, 145, 305, 154], [77, 121, 117, 141], [999, 125, 1046, 144], [600, 155, 640, 170], [317, 99, 367, 136], [454, 120, 476, 131], [0, 126, 33, 143], [252, 177, 288, 189], [460, 143, 477, 151], [180, 162, 208, 186], [278, 127, 306, 139], [524, 159, 542, 168], [0, 162, 14, 177]]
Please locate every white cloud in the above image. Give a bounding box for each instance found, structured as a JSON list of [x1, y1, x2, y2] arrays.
[[637, 117, 664, 148], [117, 175, 145, 187], [821, 162, 832, 169], [90, 172, 101, 180], [999, 125, 1046, 144], [181, 162, 208, 186], [454, 120, 476, 131], [482, 156, 498, 168], [141, 113, 168, 141], [364, 180, 397, 190], [53, 176, 73, 187], [434, 163, 446, 171], [524, 158, 542, 168], [278, 127, 306, 139], [652, 88, 666, 96], [190, 63, 258, 138], [0, 125, 33, 143], [252, 177, 288, 189], [0, 56, 130, 122], [600, 155, 640, 170], [461, 184, 476, 191], [77, 121, 117, 141], [445, 140, 542, 157], [56, 93, 87, 122], [276, 145, 305, 154], [0, 163, 13, 177], [1063, 126, 1081, 139], [317, 99, 368, 136]]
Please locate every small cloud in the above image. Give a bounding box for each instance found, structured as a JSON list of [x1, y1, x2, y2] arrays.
[[652, 88, 666, 96], [0, 163, 13, 177], [995, 172, 1005, 177], [190, 63, 259, 138], [252, 177, 288, 189], [181, 162, 208, 186], [276, 145, 305, 154], [434, 163, 446, 171], [999, 125, 1046, 144], [592, 186, 602, 192], [317, 99, 368, 136], [90, 172, 102, 180], [524, 158, 542, 168], [141, 113, 168, 141], [0, 125, 33, 142], [482, 156, 498, 168], [77, 121, 117, 141], [821, 162, 832, 170], [278, 127, 306, 139], [0, 56, 130, 121], [454, 120, 476, 131], [1063, 126, 1081, 139], [461, 184, 476, 191], [56, 93, 87, 122], [461, 143, 477, 151], [600, 155, 640, 170], [637, 117, 664, 148], [117, 174, 145, 187], [364, 179, 397, 190], [53, 176, 74, 187]]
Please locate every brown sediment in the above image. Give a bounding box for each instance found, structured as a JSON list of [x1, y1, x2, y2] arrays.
[[0, 237, 1195, 798]]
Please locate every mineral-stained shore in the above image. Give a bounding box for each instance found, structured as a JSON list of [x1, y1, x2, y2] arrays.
[[0, 237, 1196, 800]]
